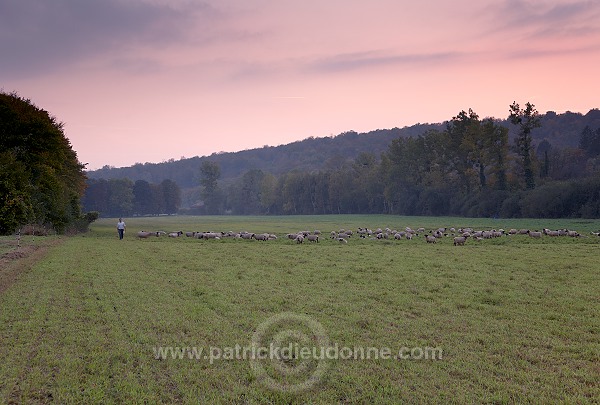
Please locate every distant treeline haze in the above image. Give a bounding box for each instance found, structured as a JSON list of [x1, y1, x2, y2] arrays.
[[83, 106, 600, 218]]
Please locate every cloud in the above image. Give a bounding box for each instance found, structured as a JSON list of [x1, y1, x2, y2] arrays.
[[307, 50, 465, 74], [489, 0, 600, 39], [0, 0, 215, 78], [505, 42, 600, 60]]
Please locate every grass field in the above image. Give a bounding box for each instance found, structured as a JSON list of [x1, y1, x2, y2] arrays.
[[1, 215, 599, 403]]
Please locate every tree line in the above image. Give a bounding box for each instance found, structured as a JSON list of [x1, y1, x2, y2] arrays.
[[81, 103, 600, 219], [187, 103, 600, 218], [82, 178, 182, 217], [86, 108, 600, 188], [0, 92, 91, 235]]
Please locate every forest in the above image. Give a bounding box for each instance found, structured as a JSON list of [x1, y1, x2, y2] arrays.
[[83, 105, 600, 219]]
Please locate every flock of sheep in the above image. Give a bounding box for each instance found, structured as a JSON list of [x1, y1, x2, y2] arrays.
[[135, 226, 595, 245]]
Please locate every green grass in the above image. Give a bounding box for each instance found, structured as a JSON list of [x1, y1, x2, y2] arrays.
[[1, 215, 599, 403]]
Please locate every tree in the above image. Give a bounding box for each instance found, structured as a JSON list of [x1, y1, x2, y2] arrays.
[[132, 180, 154, 215], [107, 178, 134, 217], [536, 140, 552, 179], [0, 92, 87, 234], [233, 169, 265, 215], [199, 161, 223, 214], [445, 109, 481, 193], [160, 179, 181, 215], [260, 173, 279, 214], [579, 126, 600, 157], [200, 161, 220, 194], [481, 119, 509, 190], [509, 101, 541, 189], [0, 152, 33, 234]]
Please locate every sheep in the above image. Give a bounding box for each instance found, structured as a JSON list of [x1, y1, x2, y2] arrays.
[[307, 234, 319, 243], [295, 235, 304, 244], [405, 233, 413, 240], [185, 231, 196, 237], [330, 231, 337, 239], [453, 236, 467, 246], [527, 230, 542, 238], [425, 235, 437, 244], [137, 230, 164, 237], [337, 237, 348, 244], [253, 233, 269, 241], [314, 230, 322, 235], [168, 231, 183, 238], [287, 233, 298, 240], [394, 233, 403, 240], [137, 231, 154, 239]]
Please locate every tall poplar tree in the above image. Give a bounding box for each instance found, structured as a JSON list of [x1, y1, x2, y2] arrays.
[[509, 101, 541, 190]]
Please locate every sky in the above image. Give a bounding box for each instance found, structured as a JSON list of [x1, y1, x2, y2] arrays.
[[2, 0, 599, 170]]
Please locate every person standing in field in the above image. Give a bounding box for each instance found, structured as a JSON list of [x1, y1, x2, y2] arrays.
[[117, 218, 126, 240]]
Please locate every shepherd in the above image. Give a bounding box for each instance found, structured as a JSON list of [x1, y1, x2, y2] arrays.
[[117, 218, 126, 240]]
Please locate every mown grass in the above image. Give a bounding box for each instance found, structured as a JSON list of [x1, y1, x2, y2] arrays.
[[0, 215, 599, 403]]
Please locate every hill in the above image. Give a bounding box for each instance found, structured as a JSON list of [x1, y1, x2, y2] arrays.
[[86, 109, 600, 188], [86, 124, 441, 188]]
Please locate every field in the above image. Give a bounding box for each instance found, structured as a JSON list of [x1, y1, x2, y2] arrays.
[[1, 215, 599, 403]]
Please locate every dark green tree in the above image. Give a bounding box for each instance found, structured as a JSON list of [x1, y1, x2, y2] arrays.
[[509, 101, 541, 189], [231, 169, 265, 215], [199, 161, 223, 214], [107, 178, 134, 217], [0, 92, 87, 234], [260, 173, 279, 214], [536, 140, 553, 179], [579, 126, 600, 157], [132, 180, 154, 215], [160, 179, 181, 215], [151, 183, 165, 214], [481, 119, 509, 190], [446, 109, 480, 193], [0, 152, 33, 234]]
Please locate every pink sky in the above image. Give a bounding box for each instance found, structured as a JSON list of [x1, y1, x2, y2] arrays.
[[2, 0, 599, 170]]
